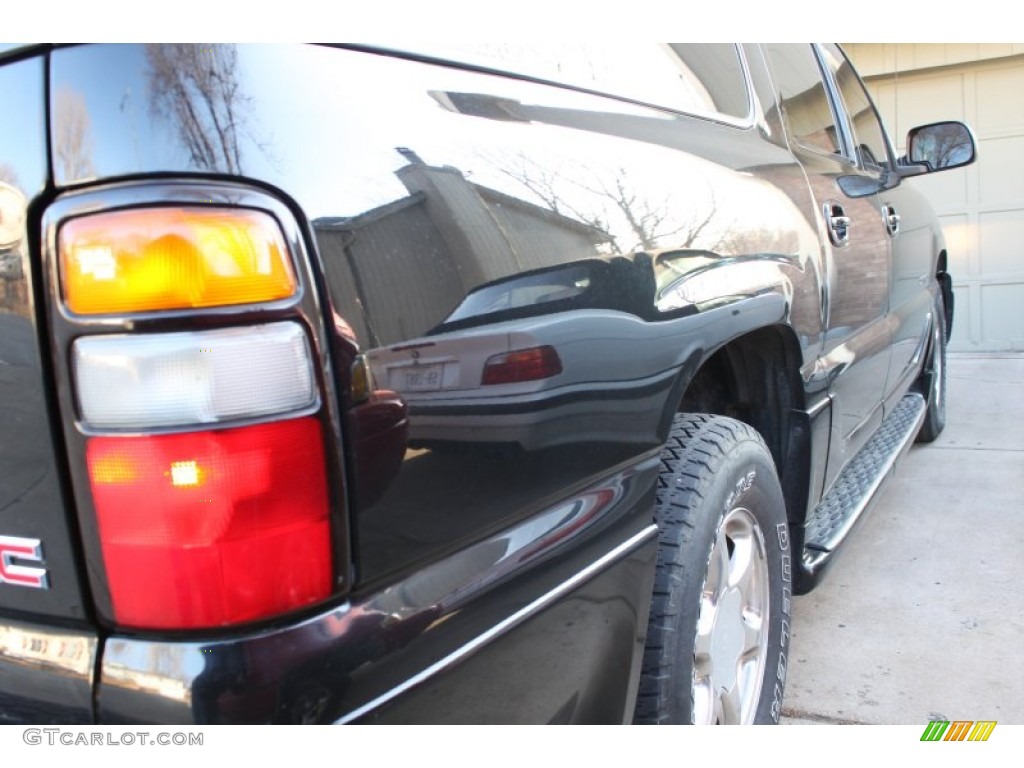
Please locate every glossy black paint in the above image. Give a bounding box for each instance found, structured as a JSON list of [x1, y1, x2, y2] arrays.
[[0, 54, 100, 723], [0, 56, 94, 622], [357, 537, 658, 724], [0, 43, 959, 722]]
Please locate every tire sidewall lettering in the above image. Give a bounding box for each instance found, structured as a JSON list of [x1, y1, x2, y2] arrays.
[[724, 469, 756, 513]]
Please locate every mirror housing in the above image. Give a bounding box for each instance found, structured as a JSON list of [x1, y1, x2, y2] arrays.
[[901, 121, 976, 176]]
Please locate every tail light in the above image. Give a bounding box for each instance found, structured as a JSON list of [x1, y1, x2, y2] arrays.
[[482, 345, 562, 385], [49, 189, 341, 631]]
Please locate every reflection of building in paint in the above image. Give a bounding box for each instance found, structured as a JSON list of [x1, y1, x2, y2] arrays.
[[314, 155, 613, 348]]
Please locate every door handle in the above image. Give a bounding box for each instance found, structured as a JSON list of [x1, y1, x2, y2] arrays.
[[883, 203, 900, 237], [824, 201, 851, 247]]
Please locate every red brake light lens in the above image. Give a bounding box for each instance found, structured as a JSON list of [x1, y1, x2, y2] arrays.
[[86, 417, 332, 630], [481, 346, 562, 386]]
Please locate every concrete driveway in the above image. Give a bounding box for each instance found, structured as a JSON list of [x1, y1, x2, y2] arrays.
[[782, 353, 1024, 725]]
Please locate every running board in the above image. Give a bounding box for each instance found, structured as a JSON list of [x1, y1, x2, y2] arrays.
[[801, 393, 926, 577]]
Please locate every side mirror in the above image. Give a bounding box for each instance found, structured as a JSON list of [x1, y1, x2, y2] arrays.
[[905, 121, 976, 173]]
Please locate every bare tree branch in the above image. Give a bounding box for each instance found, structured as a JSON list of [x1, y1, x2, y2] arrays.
[[497, 154, 612, 236], [493, 153, 726, 254], [145, 44, 250, 175], [53, 87, 96, 181]]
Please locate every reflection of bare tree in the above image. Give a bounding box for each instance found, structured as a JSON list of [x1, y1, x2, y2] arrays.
[[498, 157, 609, 234], [914, 124, 972, 170], [497, 154, 718, 253], [53, 87, 96, 181], [145, 44, 248, 174], [573, 170, 716, 252]]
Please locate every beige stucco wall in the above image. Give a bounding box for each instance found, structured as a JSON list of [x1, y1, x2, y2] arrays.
[[843, 44, 1024, 351]]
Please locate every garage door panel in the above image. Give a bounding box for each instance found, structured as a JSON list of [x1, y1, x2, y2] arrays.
[[978, 136, 1024, 202], [981, 283, 1024, 345], [911, 165, 969, 210], [976, 67, 1024, 132], [978, 210, 1024, 274], [895, 74, 966, 135]]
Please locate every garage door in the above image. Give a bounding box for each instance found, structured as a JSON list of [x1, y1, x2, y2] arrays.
[[865, 55, 1024, 352]]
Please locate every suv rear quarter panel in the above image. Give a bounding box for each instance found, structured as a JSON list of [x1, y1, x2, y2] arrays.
[[40, 44, 832, 723]]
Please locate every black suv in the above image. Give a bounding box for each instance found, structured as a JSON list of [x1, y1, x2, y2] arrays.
[[0, 43, 973, 724]]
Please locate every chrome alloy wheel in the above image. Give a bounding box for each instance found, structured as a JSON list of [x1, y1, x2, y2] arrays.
[[692, 506, 770, 724]]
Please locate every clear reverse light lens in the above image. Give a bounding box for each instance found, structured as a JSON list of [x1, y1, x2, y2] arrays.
[[74, 322, 315, 429]]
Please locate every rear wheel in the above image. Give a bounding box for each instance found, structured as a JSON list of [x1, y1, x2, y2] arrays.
[[635, 414, 790, 724]]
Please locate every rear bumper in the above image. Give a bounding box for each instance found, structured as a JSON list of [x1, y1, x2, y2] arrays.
[[96, 523, 659, 724]]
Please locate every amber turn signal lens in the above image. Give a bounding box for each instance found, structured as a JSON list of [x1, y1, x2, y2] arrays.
[[59, 207, 297, 314]]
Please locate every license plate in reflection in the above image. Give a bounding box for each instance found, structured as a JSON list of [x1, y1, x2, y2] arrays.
[[400, 364, 443, 391]]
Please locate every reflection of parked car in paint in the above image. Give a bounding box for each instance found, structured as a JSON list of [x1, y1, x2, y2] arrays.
[[366, 252, 788, 451]]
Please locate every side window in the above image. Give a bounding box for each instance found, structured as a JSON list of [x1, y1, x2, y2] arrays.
[[819, 44, 893, 172], [763, 44, 843, 157], [408, 44, 751, 121]]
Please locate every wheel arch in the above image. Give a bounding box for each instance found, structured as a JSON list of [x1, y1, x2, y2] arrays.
[[671, 323, 813, 528]]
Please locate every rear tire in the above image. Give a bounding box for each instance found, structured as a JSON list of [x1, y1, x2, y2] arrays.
[[634, 414, 791, 725]]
